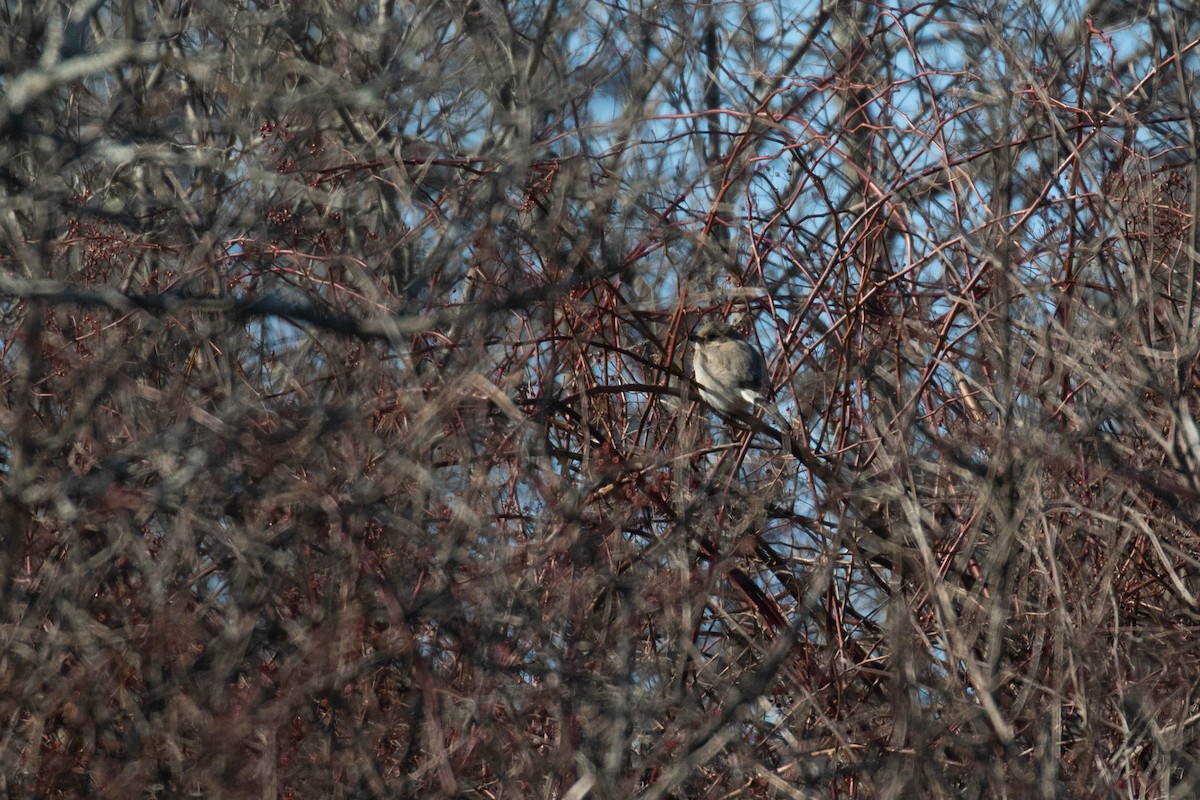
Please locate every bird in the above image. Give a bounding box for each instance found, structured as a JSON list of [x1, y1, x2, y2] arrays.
[[690, 320, 770, 415], [693, 319, 794, 419], [691, 320, 793, 453]]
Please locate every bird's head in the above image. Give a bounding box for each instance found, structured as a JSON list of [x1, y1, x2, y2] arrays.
[[690, 320, 742, 344]]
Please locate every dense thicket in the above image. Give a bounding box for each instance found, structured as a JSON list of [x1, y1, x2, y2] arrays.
[[2, 1, 1200, 797]]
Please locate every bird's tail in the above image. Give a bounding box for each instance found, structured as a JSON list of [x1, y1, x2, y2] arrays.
[[753, 399, 795, 457]]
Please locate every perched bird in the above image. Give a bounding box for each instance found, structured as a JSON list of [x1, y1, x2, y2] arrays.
[[690, 320, 769, 415], [691, 320, 792, 451]]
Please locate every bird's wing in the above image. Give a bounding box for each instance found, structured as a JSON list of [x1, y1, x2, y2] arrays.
[[736, 340, 767, 393]]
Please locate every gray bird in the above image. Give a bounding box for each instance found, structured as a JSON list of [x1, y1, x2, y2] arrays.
[[691, 321, 768, 414], [691, 320, 792, 449]]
